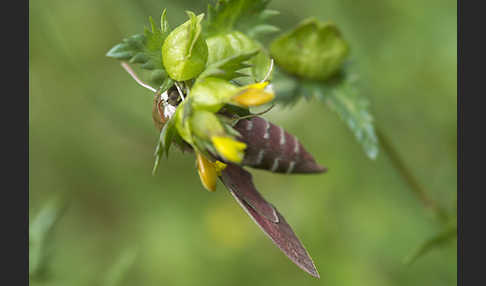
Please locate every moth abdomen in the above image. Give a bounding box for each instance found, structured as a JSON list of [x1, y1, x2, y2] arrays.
[[234, 117, 326, 174]]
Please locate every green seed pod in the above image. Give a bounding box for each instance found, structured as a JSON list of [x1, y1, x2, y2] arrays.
[[162, 12, 208, 81], [270, 18, 349, 81], [190, 77, 239, 112]]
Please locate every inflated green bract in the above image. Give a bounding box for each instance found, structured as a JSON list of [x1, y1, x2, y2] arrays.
[[206, 31, 259, 65], [162, 12, 208, 81], [190, 110, 225, 140], [270, 18, 349, 81]]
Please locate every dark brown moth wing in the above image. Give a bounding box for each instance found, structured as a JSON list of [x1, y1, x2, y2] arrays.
[[220, 162, 278, 223], [220, 163, 320, 278], [234, 117, 327, 174]]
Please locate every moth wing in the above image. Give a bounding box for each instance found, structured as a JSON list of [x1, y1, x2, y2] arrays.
[[220, 163, 279, 223], [220, 163, 320, 278]]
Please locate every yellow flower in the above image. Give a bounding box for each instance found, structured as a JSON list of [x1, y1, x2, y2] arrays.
[[196, 152, 218, 192], [232, 81, 275, 107], [211, 136, 247, 163]]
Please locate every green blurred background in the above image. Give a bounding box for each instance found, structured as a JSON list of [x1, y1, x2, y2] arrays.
[[29, 0, 457, 285]]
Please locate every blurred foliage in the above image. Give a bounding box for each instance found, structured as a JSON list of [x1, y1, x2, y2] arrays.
[[29, 0, 456, 285], [103, 248, 138, 286], [29, 198, 68, 280], [404, 220, 457, 265]]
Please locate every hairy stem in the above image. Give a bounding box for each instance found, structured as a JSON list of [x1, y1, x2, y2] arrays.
[[377, 127, 450, 223]]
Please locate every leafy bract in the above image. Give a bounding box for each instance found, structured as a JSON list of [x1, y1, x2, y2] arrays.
[[270, 18, 349, 81], [205, 0, 279, 38], [205, 30, 272, 83], [106, 10, 170, 86], [198, 49, 259, 81]]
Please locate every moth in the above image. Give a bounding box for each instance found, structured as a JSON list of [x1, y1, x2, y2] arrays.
[[151, 81, 325, 278]]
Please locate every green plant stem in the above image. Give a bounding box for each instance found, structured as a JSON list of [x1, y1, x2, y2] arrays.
[[376, 127, 450, 223]]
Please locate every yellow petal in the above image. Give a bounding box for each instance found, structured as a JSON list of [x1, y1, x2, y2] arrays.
[[211, 136, 246, 163], [196, 152, 217, 192], [232, 88, 275, 107], [213, 161, 227, 176], [245, 81, 269, 90]]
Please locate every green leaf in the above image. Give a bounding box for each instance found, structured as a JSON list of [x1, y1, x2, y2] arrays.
[[198, 49, 259, 81], [29, 198, 68, 279], [270, 18, 349, 81], [273, 68, 379, 159], [246, 24, 280, 39], [404, 223, 457, 265], [106, 10, 170, 86], [320, 76, 379, 159], [152, 116, 176, 175], [162, 12, 208, 81], [205, 0, 278, 38]]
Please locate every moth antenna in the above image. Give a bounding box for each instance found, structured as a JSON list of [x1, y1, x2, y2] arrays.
[[120, 62, 157, 92], [261, 59, 274, 83]]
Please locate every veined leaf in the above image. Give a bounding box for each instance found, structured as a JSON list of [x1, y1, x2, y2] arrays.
[[205, 0, 279, 38], [320, 78, 379, 159], [106, 10, 170, 86]]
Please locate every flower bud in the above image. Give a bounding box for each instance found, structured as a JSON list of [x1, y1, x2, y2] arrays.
[[232, 82, 275, 107], [196, 152, 217, 192], [211, 136, 247, 163]]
